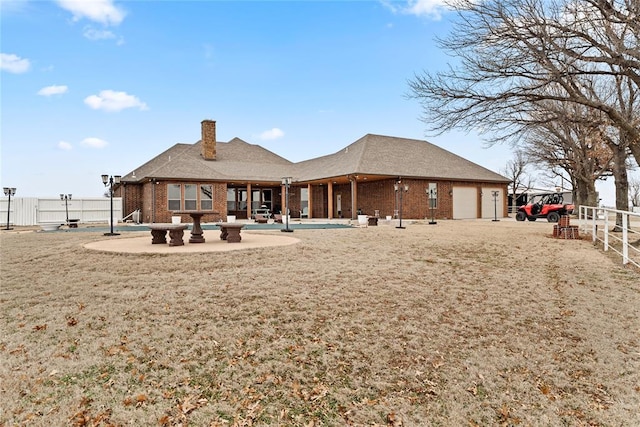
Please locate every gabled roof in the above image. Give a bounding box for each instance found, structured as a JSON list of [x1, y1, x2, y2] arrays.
[[292, 134, 509, 183], [122, 133, 509, 184]]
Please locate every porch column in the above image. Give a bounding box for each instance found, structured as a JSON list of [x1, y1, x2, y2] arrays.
[[281, 183, 286, 214], [307, 183, 313, 219], [327, 181, 333, 219], [350, 178, 357, 220], [246, 183, 252, 219]]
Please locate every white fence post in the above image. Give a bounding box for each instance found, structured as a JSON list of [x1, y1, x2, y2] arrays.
[[579, 205, 639, 268], [622, 212, 629, 265], [604, 211, 609, 251], [591, 207, 597, 243]]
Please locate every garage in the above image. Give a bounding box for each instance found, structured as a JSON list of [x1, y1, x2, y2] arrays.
[[452, 187, 478, 219], [481, 188, 503, 219]]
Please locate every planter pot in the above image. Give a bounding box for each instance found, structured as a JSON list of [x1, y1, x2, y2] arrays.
[[40, 223, 61, 231], [358, 215, 368, 225], [226, 215, 236, 223], [171, 216, 181, 224]]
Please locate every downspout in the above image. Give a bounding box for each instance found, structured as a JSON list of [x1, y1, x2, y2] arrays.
[[121, 182, 126, 221], [151, 178, 156, 223]]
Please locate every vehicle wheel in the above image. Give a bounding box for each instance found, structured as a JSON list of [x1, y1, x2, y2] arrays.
[[527, 216, 537, 221], [547, 212, 560, 223], [515, 211, 526, 221]]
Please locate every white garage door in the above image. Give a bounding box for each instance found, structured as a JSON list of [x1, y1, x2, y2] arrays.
[[452, 187, 477, 219], [481, 188, 503, 219]]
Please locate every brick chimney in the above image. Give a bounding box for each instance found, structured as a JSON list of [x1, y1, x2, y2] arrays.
[[201, 119, 216, 160]]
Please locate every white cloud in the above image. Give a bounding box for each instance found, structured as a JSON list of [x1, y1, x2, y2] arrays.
[[81, 137, 108, 148], [406, 0, 448, 18], [0, 53, 31, 73], [56, 0, 126, 26], [258, 128, 285, 140], [38, 85, 68, 96], [84, 90, 148, 112], [58, 141, 73, 150], [83, 26, 116, 40], [381, 0, 449, 19]]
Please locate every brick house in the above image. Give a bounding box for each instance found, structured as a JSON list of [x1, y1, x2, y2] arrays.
[[117, 120, 510, 223]]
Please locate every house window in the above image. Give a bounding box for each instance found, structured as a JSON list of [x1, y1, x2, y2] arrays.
[[168, 184, 181, 211], [227, 189, 236, 211], [200, 185, 212, 210], [262, 189, 272, 211], [238, 189, 247, 211], [252, 190, 261, 212], [251, 189, 273, 212], [227, 188, 247, 211], [185, 184, 197, 210], [428, 183, 438, 209]]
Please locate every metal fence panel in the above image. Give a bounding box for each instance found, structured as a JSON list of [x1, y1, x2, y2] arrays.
[[579, 205, 640, 268], [0, 197, 122, 226]]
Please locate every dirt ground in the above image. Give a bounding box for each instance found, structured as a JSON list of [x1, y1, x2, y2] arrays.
[[1, 219, 639, 426]]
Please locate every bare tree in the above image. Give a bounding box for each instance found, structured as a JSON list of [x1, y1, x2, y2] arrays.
[[502, 150, 534, 214], [408, 0, 640, 201], [630, 178, 640, 207], [522, 99, 614, 207]]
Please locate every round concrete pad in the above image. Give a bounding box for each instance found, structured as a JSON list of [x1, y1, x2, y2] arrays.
[[84, 230, 300, 254]]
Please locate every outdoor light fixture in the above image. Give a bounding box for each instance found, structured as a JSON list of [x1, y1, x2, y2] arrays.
[[3, 187, 16, 230], [394, 180, 409, 229], [492, 190, 500, 222], [281, 177, 293, 233], [60, 193, 72, 225], [101, 174, 121, 236]]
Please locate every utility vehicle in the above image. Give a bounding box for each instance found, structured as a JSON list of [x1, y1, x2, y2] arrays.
[[515, 193, 574, 222]]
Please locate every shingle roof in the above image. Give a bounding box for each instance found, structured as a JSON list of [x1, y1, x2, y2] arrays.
[[293, 134, 509, 183], [122, 133, 508, 184], [122, 138, 292, 182]]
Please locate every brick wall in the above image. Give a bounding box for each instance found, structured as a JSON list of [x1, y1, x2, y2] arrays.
[[353, 179, 506, 220], [310, 184, 327, 218], [128, 180, 243, 222], [126, 178, 506, 222], [119, 184, 143, 220], [355, 179, 455, 219], [142, 182, 155, 223]]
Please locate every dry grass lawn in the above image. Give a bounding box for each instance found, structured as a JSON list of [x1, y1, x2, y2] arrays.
[[1, 219, 639, 426]]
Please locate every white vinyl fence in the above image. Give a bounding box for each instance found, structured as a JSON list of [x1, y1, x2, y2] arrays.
[[0, 197, 122, 226], [579, 206, 640, 268]]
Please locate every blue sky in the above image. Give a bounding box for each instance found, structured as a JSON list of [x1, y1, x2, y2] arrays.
[[0, 0, 620, 204]]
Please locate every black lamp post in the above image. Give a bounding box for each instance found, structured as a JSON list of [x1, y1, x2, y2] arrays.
[[492, 190, 500, 222], [101, 174, 121, 236], [60, 193, 72, 225], [394, 180, 409, 229], [281, 177, 293, 232], [3, 187, 16, 230]]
